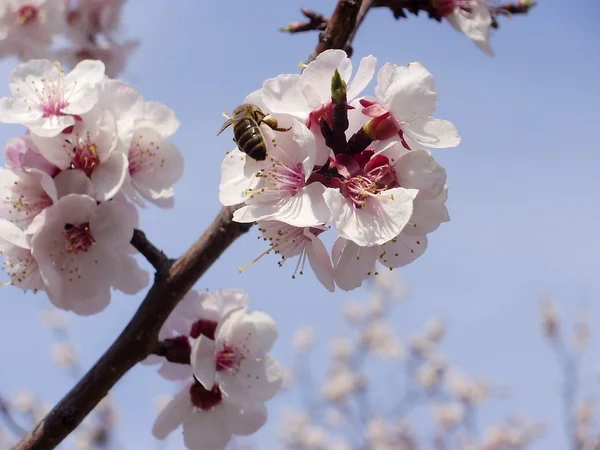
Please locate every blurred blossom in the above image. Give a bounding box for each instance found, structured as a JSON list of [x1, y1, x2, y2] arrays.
[[432, 402, 464, 429], [366, 417, 391, 447], [95, 395, 118, 429], [366, 295, 387, 317], [424, 318, 445, 343], [540, 297, 560, 339], [409, 334, 435, 358], [281, 366, 295, 390], [51, 342, 79, 369], [11, 390, 36, 413], [40, 309, 69, 332], [330, 441, 352, 450], [321, 370, 365, 404], [324, 408, 345, 429], [153, 394, 171, 413], [572, 309, 590, 351], [343, 299, 365, 323], [446, 370, 489, 404], [360, 320, 404, 359], [575, 399, 595, 426], [417, 358, 446, 389], [293, 325, 316, 352], [329, 336, 353, 361]]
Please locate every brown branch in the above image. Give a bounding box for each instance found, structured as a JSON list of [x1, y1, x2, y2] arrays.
[[287, 0, 536, 38], [307, 0, 362, 62], [152, 340, 191, 365], [14, 206, 251, 450], [130, 229, 171, 271], [13, 3, 374, 448]]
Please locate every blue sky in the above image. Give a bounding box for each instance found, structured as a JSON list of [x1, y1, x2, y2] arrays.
[[0, 0, 599, 448]]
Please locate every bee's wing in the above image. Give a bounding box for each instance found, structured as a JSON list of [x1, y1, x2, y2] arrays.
[[217, 119, 235, 136]]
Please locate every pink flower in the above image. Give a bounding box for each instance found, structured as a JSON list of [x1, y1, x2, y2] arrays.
[[437, 0, 494, 56], [0, 166, 57, 227], [0, 59, 105, 137], [143, 289, 250, 381], [359, 62, 461, 149], [152, 382, 267, 450], [29, 194, 146, 315], [192, 307, 283, 404], [31, 108, 128, 201], [55, 40, 139, 78], [220, 118, 330, 227], [4, 135, 59, 176], [244, 220, 335, 292], [0, 0, 67, 57], [0, 219, 44, 292]]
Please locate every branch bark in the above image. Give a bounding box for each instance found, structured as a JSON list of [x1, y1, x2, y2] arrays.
[[13, 1, 374, 448]]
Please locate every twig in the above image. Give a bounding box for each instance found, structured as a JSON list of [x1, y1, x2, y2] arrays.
[[307, 0, 362, 62], [152, 340, 191, 365], [280, 8, 329, 33], [13, 1, 376, 447], [131, 229, 171, 272], [0, 395, 26, 437]]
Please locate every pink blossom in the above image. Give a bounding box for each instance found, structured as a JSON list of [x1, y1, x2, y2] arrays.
[[29, 194, 145, 315], [0, 219, 44, 292]]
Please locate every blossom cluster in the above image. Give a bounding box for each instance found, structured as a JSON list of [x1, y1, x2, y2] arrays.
[[0, 58, 183, 315], [0, 0, 137, 77], [150, 289, 283, 450], [435, 0, 494, 56], [220, 49, 458, 291]]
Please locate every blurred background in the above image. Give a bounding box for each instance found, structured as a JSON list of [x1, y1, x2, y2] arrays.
[[0, 0, 599, 448]]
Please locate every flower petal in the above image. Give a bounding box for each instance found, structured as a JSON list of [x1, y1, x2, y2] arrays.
[[191, 335, 217, 390], [152, 386, 193, 440], [379, 233, 428, 268], [219, 354, 283, 403], [262, 74, 312, 118], [385, 62, 437, 120], [300, 49, 352, 105], [403, 118, 461, 148], [219, 149, 260, 206], [347, 55, 377, 100], [333, 239, 378, 291], [324, 187, 418, 247], [90, 151, 128, 201], [218, 401, 267, 436], [305, 229, 335, 292], [394, 149, 447, 199], [183, 410, 231, 450]]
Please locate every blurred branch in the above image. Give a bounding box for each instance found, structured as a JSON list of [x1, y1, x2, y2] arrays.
[[13, 4, 371, 446], [0, 395, 26, 437]]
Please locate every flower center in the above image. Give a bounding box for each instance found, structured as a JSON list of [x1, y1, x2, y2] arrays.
[[215, 343, 244, 372], [17, 5, 38, 24], [189, 382, 222, 411], [37, 65, 69, 118], [68, 136, 100, 177], [62, 223, 95, 254], [190, 319, 218, 340], [246, 162, 304, 200], [129, 136, 162, 176]]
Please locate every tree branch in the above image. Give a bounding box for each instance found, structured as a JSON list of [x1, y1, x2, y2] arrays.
[[307, 0, 362, 62], [13, 2, 375, 447], [130, 229, 171, 272], [14, 206, 251, 450]]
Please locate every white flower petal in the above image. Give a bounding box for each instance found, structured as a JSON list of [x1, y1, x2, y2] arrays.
[[262, 74, 312, 118], [403, 118, 461, 148], [218, 401, 267, 436], [347, 55, 377, 100], [385, 62, 437, 120], [395, 149, 447, 199], [183, 410, 231, 450], [300, 49, 352, 104], [379, 234, 428, 268], [324, 187, 418, 247], [191, 336, 217, 389], [219, 354, 283, 403], [152, 386, 193, 440], [305, 229, 335, 292], [90, 151, 128, 201], [219, 149, 260, 206], [333, 239, 378, 291]]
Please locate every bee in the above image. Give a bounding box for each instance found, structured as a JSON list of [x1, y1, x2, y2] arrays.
[[217, 104, 291, 161]]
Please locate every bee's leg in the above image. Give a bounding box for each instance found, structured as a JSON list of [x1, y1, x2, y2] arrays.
[[261, 116, 292, 132]]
